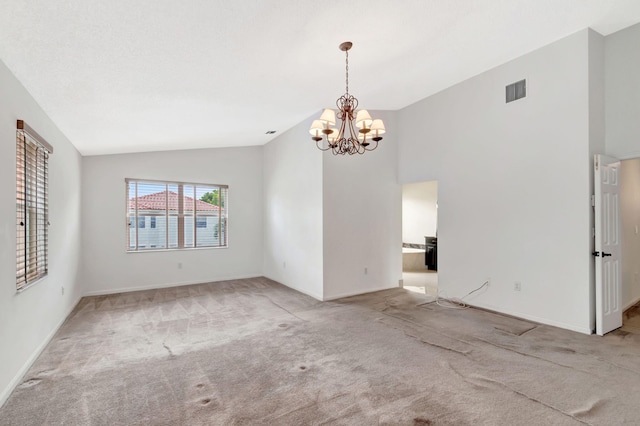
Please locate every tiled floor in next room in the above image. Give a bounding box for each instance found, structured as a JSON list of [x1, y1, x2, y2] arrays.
[[402, 270, 437, 296]]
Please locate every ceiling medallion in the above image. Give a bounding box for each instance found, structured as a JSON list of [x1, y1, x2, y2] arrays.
[[309, 41, 385, 155]]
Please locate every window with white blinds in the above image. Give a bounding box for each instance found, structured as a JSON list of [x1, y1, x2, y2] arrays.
[[16, 120, 53, 291], [126, 179, 228, 251]]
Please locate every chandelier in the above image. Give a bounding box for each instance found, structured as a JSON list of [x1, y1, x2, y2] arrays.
[[309, 41, 385, 155]]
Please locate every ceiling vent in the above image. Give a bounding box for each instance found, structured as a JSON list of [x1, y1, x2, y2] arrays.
[[506, 79, 526, 103]]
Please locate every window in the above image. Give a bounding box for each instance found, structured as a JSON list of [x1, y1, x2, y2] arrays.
[[126, 179, 228, 251], [16, 120, 53, 291]]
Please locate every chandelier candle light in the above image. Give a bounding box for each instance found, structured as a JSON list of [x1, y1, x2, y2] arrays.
[[309, 41, 385, 155]]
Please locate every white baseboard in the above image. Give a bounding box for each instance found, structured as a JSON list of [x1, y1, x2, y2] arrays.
[[262, 274, 324, 301], [623, 295, 640, 312], [0, 295, 82, 409], [83, 274, 263, 297], [261, 278, 400, 302], [464, 301, 593, 335], [323, 284, 399, 301]]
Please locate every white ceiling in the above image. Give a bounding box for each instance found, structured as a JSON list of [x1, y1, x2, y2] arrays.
[[1, 1, 639, 156]]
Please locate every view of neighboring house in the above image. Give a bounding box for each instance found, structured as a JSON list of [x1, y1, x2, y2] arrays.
[[128, 190, 226, 250]]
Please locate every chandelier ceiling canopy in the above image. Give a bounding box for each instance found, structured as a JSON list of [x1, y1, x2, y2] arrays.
[[309, 42, 385, 155]]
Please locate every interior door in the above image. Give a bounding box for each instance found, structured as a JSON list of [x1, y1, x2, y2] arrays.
[[594, 154, 622, 335]]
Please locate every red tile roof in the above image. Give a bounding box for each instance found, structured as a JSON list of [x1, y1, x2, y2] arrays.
[[129, 191, 220, 212]]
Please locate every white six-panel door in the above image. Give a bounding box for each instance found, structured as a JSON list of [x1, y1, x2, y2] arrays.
[[594, 154, 622, 335]]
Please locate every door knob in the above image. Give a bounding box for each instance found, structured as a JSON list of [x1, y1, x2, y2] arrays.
[[602, 252, 612, 257]]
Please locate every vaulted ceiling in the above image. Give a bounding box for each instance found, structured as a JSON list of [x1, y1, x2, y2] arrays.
[[1, 0, 639, 155]]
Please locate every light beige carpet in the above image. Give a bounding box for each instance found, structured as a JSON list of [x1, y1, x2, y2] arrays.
[[1, 277, 640, 425]]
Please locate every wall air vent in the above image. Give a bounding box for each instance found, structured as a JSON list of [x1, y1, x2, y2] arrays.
[[506, 79, 526, 103]]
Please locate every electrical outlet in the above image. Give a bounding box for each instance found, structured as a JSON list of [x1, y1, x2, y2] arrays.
[[514, 281, 522, 291], [399, 279, 404, 288], [178, 262, 183, 269]]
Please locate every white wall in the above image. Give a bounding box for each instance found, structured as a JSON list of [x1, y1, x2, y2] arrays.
[[0, 61, 82, 406], [263, 110, 401, 301], [398, 30, 593, 333], [323, 110, 402, 300], [605, 22, 640, 160], [621, 158, 640, 308], [402, 181, 438, 244], [81, 147, 263, 295], [605, 23, 640, 310], [262, 116, 324, 299]]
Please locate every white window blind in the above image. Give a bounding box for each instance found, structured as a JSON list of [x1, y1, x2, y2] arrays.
[[126, 179, 228, 251], [16, 120, 53, 291]]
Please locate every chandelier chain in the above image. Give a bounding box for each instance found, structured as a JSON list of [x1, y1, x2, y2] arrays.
[[345, 49, 349, 95]]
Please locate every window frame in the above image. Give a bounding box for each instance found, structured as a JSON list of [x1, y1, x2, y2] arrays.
[[126, 178, 228, 252], [16, 120, 53, 292]]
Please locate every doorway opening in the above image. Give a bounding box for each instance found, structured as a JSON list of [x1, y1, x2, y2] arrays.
[[401, 181, 438, 296], [620, 157, 640, 333]]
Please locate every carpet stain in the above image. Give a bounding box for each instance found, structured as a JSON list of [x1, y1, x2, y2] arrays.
[[278, 323, 289, 328], [195, 383, 204, 388], [299, 365, 307, 370], [529, 344, 576, 354], [553, 346, 576, 354], [612, 329, 631, 338], [413, 418, 433, 425], [200, 398, 211, 405]]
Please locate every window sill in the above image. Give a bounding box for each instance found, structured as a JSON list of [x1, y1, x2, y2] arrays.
[[126, 246, 228, 253], [16, 274, 48, 294]]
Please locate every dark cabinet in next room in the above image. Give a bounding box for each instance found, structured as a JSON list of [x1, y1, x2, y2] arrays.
[[425, 236, 437, 271]]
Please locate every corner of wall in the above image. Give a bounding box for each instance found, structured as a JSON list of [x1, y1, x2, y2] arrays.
[[262, 113, 324, 300], [322, 110, 402, 300], [587, 28, 606, 332]]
